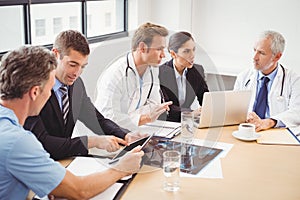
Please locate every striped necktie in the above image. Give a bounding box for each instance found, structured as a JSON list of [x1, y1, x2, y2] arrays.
[[59, 85, 69, 124], [253, 76, 270, 119]]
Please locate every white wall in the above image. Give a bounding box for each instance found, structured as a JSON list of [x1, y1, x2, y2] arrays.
[[84, 0, 300, 97], [128, 0, 300, 75], [128, 0, 193, 32], [82, 37, 131, 100], [128, 0, 151, 30], [192, 0, 300, 75]]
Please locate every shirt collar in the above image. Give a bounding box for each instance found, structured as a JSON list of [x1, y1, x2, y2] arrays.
[[128, 52, 152, 79], [173, 61, 188, 79], [53, 78, 66, 92], [0, 105, 20, 126], [128, 52, 138, 73], [257, 63, 279, 81]]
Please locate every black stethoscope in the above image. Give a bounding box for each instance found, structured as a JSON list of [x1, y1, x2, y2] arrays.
[[244, 64, 285, 101], [125, 53, 154, 102]]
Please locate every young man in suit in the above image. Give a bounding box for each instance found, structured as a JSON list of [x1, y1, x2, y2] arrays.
[[0, 46, 143, 199], [24, 30, 140, 160], [159, 31, 209, 122]]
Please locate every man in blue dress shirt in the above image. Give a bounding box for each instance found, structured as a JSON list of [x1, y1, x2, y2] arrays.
[[0, 46, 143, 199]]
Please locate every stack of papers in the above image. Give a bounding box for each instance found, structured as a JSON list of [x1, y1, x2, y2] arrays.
[[139, 120, 181, 138]]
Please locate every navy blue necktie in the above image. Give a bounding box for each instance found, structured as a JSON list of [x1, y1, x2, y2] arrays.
[[59, 85, 69, 124], [253, 76, 270, 119]]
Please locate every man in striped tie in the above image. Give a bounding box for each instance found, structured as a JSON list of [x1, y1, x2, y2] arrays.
[[59, 84, 69, 125], [24, 30, 144, 160]]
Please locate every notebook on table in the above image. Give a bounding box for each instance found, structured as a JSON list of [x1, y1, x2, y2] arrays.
[[256, 128, 300, 145]]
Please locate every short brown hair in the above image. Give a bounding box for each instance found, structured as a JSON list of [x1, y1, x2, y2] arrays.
[[131, 22, 169, 51], [53, 30, 90, 59], [0, 46, 57, 100]]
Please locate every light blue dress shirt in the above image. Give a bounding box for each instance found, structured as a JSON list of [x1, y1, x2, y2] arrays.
[[0, 105, 66, 199]]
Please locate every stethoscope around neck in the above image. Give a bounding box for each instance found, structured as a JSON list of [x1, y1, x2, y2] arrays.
[[244, 64, 286, 102], [125, 53, 154, 103]]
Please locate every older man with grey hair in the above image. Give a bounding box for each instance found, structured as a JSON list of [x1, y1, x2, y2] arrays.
[[234, 30, 300, 131]]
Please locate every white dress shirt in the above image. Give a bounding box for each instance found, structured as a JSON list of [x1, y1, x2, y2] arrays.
[[173, 63, 188, 106]]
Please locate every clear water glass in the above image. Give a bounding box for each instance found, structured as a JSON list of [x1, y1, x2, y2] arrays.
[[163, 150, 180, 192], [181, 111, 194, 143]]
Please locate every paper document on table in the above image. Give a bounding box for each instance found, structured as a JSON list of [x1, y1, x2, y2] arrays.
[[256, 128, 300, 145], [139, 120, 181, 138], [90, 183, 123, 200], [67, 156, 132, 180], [67, 156, 110, 175], [289, 126, 300, 139], [45, 183, 123, 200], [63, 157, 128, 200], [35, 157, 124, 200]]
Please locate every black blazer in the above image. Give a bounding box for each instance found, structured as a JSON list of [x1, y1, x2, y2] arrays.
[[24, 77, 128, 160], [159, 59, 209, 122]]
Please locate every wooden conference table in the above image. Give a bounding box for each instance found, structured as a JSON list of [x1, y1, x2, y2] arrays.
[[121, 125, 300, 200], [28, 125, 300, 200]]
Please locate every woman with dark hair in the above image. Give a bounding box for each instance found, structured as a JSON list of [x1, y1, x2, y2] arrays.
[[159, 31, 209, 122]]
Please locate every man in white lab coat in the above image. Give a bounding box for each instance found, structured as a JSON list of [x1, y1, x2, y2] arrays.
[[234, 30, 300, 131], [95, 22, 172, 131]]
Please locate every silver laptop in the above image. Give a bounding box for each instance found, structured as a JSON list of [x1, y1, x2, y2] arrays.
[[198, 90, 252, 128]]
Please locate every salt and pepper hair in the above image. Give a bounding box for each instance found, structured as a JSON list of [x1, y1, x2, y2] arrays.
[[259, 30, 285, 55], [0, 46, 57, 100], [53, 30, 90, 59], [168, 31, 194, 53], [131, 22, 169, 51]]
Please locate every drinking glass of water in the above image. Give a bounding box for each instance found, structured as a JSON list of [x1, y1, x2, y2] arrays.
[[181, 111, 194, 143], [163, 150, 180, 192]]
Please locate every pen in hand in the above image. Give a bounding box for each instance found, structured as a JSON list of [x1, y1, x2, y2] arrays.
[[159, 89, 169, 116], [109, 158, 120, 165]]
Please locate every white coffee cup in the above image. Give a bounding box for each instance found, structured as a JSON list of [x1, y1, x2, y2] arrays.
[[238, 123, 256, 138]]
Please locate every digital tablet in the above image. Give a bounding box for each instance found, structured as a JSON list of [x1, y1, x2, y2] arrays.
[[109, 134, 153, 164]]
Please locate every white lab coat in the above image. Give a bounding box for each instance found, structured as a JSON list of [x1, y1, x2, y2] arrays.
[[234, 64, 300, 128], [95, 53, 161, 131]]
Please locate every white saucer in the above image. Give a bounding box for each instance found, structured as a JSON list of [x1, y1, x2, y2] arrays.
[[232, 131, 261, 141]]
